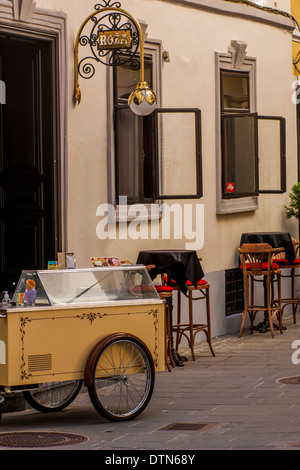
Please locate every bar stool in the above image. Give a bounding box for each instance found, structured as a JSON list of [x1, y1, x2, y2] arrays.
[[238, 243, 283, 338], [122, 261, 176, 371], [165, 276, 215, 361], [155, 285, 175, 371], [274, 239, 300, 323]]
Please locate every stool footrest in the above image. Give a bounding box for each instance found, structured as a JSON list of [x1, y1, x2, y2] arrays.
[[173, 323, 209, 330], [173, 284, 215, 360]]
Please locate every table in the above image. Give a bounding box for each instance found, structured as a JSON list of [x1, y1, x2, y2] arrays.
[[136, 250, 205, 366], [136, 249, 204, 294], [240, 232, 295, 263], [240, 232, 293, 333]]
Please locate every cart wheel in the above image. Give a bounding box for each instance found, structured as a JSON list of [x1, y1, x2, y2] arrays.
[[23, 380, 83, 413], [87, 336, 155, 421]]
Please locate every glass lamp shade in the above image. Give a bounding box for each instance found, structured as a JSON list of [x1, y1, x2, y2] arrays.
[[128, 81, 156, 116]]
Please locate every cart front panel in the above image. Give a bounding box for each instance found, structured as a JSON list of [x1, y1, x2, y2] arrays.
[[0, 302, 165, 388]]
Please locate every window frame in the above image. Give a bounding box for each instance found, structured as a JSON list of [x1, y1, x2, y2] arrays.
[[154, 107, 203, 200], [114, 104, 156, 205], [257, 115, 286, 194], [220, 68, 260, 200], [106, 36, 163, 219], [216, 50, 258, 214], [108, 36, 203, 220], [220, 69, 250, 114], [216, 47, 287, 213], [221, 112, 259, 199], [113, 55, 155, 205], [114, 105, 202, 203]]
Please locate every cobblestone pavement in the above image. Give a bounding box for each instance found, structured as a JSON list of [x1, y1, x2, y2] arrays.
[[1, 314, 300, 452]]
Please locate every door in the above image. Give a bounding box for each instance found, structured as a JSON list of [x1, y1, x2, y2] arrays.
[[0, 34, 60, 295]]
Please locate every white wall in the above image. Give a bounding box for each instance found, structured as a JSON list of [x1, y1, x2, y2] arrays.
[[31, 0, 299, 335]]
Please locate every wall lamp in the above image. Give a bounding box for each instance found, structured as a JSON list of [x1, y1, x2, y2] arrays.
[[74, 1, 156, 116]]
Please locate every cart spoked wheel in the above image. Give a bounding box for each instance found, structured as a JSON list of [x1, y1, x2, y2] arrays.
[[87, 335, 155, 421], [23, 380, 83, 413]]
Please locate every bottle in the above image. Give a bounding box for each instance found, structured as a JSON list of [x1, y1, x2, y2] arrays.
[[2, 291, 10, 307]]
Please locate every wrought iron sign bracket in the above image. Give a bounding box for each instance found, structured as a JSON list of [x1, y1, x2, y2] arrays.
[[74, 1, 156, 115]]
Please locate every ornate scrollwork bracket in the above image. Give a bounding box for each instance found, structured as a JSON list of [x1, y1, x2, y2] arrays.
[[74, 1, 145, 104]]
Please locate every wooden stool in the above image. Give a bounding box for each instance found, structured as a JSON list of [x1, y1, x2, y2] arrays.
[[238, 243, 283, 338], [155, 285, 175, 371], [121, 261, 175, 370], [165, 277, 215, 361], [274, 239, 300, 323]]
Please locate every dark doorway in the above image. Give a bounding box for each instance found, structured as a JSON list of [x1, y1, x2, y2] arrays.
[[0, 34, 60, 295]]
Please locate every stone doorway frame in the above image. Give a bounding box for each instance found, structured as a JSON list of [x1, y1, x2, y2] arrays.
[[0, 0, 68, 250]]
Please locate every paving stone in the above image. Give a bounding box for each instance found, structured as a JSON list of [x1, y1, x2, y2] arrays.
[[1, 314, 300, 450]]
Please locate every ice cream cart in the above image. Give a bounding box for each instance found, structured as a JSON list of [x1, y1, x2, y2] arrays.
[[0, 266, 165, 422]]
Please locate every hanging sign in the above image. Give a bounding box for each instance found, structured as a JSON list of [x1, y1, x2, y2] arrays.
[[98, 29, 132, 50], [74, 1, 143, 104]]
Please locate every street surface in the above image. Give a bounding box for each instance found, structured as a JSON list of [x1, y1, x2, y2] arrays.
[[1, 313, 300, 457]]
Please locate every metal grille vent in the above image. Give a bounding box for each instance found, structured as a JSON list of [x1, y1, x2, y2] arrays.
[[159, 423, 216, 431], [225, 268, 244, 316], [28, 354, 52, 372]]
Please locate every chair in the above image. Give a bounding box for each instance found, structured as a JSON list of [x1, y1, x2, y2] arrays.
[[164, 274, 215, 361], [238, 243, 283, 338], [274, 239, 300, 323]]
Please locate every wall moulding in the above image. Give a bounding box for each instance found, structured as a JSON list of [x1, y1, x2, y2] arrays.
[[161, 0, 295, 32], [0, 0, 36, 22], [12, 0, 35, 22], [0, 1, 66, 31]]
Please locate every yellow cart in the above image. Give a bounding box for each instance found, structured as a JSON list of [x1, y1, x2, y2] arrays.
[[0, 266, 165, 421]]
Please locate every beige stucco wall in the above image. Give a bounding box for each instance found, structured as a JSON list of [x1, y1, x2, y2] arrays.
[[31, 0, 299, 276], [258, 0, 290, 11]]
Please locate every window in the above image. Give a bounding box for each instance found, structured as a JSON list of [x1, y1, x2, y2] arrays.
[[220, 69, 286, 199], [154, 108, 202, 200], [222, 113, 258, 198], [258, 116, 286, 194], [114, 58, 154, 204], [113, 56, 202, 205], [221, 71, 249, 112], [221, 70, 259, 198]]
